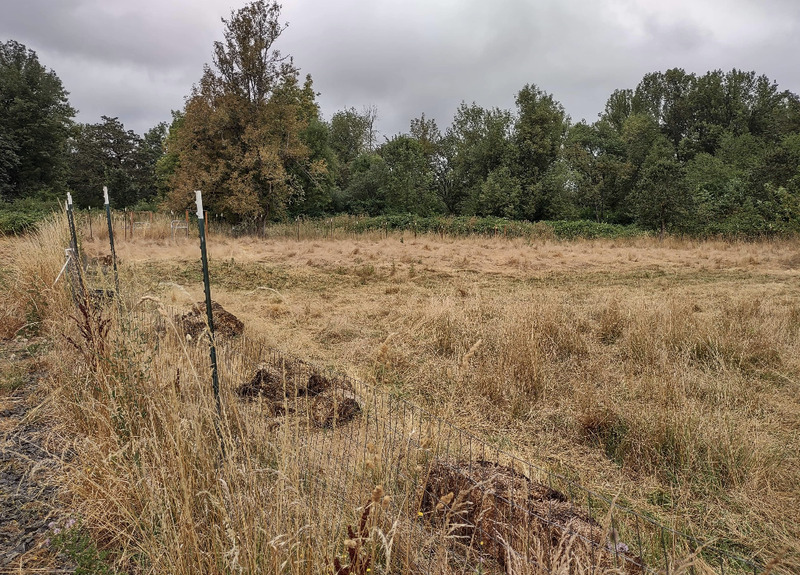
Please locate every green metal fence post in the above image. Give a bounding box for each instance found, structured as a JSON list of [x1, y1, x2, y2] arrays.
[[66, 193, 86, 303], [196, 191, 222, 421], [103, 187, 120, 296]]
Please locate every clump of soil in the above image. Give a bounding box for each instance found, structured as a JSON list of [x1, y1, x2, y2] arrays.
[[236, 364, 361, 428], [420, 459, 642, 573], [237, 366, 285, 402], [177, 301, 244, 340], [311, 388, 361, 428], [236, 365, 335, 401], [236, 361, 361, 428], [306, 372, 330, 397]]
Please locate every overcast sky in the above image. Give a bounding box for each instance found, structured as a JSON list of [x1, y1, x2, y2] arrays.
[[2, 0, 799, 137]]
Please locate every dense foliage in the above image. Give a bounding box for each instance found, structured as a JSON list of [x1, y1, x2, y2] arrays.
[[67, 116, 166, 209], [2, 2, 800, 236], [162, 1, 326, 221], [323, 214, 643, 240], [0, 40, 74, 201]]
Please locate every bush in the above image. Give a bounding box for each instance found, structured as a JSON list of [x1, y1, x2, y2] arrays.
[[341, 214, 646, 240], [0, 198, 59, 235]]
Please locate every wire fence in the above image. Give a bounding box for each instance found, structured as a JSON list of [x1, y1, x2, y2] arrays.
[[125, 302, 762, 575], [64, 203, 764, 574]]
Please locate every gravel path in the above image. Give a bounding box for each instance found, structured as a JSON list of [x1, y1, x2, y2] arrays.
[[0, 338, 72, 573]]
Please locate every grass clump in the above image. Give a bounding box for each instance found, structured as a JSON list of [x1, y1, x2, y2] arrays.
[[49, 519, 117, 575]]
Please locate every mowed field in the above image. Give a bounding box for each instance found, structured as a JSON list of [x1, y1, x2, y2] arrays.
[[99, 232, 800, 566], [2, 229, 799, 571]]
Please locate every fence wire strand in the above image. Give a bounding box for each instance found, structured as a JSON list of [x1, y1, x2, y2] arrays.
[[120, 302, 763, 575]]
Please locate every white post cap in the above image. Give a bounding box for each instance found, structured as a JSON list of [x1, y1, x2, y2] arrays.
[[103, 186, 109, 205], [195, 190, 204, 219], [67, 192, 73, 207]]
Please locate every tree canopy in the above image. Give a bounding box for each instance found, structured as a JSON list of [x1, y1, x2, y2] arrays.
[[164, 0, 322, 221], [0, 40, 75, 200], [67, 116, 164, 209], [4, 20, 800, 238]]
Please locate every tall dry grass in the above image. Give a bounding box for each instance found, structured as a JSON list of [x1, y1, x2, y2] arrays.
[[369, 282, 798, 571], [3, 218, 796, 573], [0, 220, 70, 339], [3, 217, 664, 574], [135, 233, 795, 573]]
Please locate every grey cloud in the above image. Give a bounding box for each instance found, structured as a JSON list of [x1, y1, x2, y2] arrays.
[[2, 0, 218, 71], [1, 0, 799, 137]]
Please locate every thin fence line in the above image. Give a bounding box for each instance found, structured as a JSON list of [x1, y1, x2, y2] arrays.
[[122, 295, 762, 573], [223, 331, 758, 567]]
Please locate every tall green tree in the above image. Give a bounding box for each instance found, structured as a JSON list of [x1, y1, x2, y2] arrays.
[[379, 134, 441, 215], [447, 102, 515, 214], [601, 89, 634, 132], [513, 83, 569, 193], [565, 120, 631, 222], [622, 113, 661, 177], [476, 165, 521, 217], [289, 114, 337, 216], [328, 106, 379, 192], [409, 113, 458, 213], [155, 111, 184, 199], [409, 113, 441, 158], [0, 40, 75, 200], [67, 116, 164, 208], [632, 135, 687, 236], [530, 159, 581, 220], [683, 152, 737, 233], [343, 153, 389, 215], [632, 69, 696, 154]]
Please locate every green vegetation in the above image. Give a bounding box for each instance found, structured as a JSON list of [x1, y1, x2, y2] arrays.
[[49, 520, 117, 575], [0, 40, 74, 200], [334, 214, 644, 240], [2, 2, 800, 238], [0, 197, 59, 234]]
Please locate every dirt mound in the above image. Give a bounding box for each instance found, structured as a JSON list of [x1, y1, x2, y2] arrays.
[[236, 366, 336, 401], [420, 459, 642, 573], [236, 365, 361, 428], [305, 372, 331, 397], [177, 301, 244, 340], [311, 388, 361, 428], [236, 366, 285, 402]]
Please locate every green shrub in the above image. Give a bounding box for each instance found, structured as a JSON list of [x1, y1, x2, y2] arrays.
[[340, 214, 646, 240], [0, 198, 59, 235]]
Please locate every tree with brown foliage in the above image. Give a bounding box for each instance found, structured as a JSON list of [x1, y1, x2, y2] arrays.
[[165, 1, 324, 221]]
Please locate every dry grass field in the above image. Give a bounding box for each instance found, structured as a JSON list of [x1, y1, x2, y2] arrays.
[[1, 218, 799, 573]]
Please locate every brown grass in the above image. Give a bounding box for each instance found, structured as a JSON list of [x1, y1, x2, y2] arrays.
[[1, 217, 798, 573]]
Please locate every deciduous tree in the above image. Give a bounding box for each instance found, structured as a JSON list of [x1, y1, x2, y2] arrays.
[[632, 135, 687, 236], [166, 0, 319, 221], [0, 40, 74, 199], [513, 83, 569, 191], [67, 116, 164, 208]]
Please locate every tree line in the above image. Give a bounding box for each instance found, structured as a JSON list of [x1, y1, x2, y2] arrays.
[[2, 0, 800, 236]]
